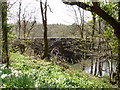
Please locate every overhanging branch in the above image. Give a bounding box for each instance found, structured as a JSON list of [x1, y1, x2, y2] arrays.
[[62, 0, 92, 11]]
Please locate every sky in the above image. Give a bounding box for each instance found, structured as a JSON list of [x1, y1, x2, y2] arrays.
[[8, 0, 92, 25]]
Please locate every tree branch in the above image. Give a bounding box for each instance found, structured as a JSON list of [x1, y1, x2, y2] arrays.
[[62, 0, 120, 38], [62, 0, 92, 11], [91, 2, 120, 38]]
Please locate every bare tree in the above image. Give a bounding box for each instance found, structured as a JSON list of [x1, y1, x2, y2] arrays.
[[18, 1, 21, 39], [21, 13, 36, 39], [11, 0, 37, 39], [40, 0, 48, 59]]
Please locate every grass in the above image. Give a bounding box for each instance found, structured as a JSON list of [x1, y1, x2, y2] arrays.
[[0, 52, 114, 88]]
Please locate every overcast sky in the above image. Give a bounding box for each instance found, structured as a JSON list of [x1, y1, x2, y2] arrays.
[[8, 0, 92, 25]]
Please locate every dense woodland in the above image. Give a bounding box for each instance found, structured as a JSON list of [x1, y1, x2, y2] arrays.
[[0, 0, 120, 88]]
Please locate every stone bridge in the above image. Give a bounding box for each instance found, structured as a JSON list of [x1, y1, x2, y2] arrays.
[[11, 37, 92, 63]]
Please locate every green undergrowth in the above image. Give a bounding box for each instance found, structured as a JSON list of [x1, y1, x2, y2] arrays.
[[0, 52, 113, 88]]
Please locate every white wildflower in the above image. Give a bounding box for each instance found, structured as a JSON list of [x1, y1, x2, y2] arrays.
[[0, 65, 6, 69], [1, 74, 8, 79], [15, 73, 19, 77], [35, 82, 39, 87], [13, 70, 18, 73], [18, 71, 22, 73], [0, 71, 2, 74]]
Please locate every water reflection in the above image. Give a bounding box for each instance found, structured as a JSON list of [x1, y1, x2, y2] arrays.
[[71, 60, 117, 76]]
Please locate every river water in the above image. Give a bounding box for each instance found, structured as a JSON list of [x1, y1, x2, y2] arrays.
[[71, 60, 117, 76]]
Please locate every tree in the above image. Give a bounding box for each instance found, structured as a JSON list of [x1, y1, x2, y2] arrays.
[[40, 0, 48, 59], [2, 1, 9, 68], [98, 17, 102, 77], [90, 12, 96, 75], [18, 1, 21, 39], [15, 0, 36, 39], [62, 0, 120, 87], [0, 2, 2, 62]]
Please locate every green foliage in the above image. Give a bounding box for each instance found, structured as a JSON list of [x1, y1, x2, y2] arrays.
[[0, 52, 113, 88], [2, 72, 35, 88], [101, 2, 118, 19], [7, 24, 17, 39], [104, 25, 118, 54]]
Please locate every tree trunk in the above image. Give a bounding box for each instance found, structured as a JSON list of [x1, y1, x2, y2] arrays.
[[90, 12, 96, 75], [2, 2, 9, 68], [0, 2, 2, 62], [23, 19, 26, 39], [94, 59, 98, 76], [40, 1, 48, 59], [98, 18, 102, 77], [108, 59, 113, 82], [116, 1, 120, 87], [82, 62, 85, 71], [18, 1, 21, 39], [90, 59, 93, 74], [108, 50, 114, 82], [116, 38, 120, 87], [81, 9, 84, 39], [42, 20, 48, 59], [98, 61, 102, 76]]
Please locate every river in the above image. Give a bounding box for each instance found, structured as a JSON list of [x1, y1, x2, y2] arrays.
[[70, 60, 117, 76]]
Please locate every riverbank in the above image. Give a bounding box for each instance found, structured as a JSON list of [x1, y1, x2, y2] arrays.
[[0, 52, 114, 88]]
